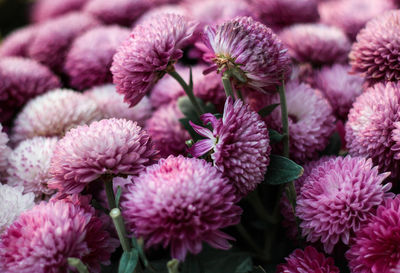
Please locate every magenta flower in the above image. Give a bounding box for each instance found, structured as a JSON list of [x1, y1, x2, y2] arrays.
[[280, 23, 351, 65], [0, 197, 118, 273], [31, 0, 90, 22], [135, 5, 186, 26], [0, 25, 37, 57], [120, 155, 242, 261], [0, 57, 61, 123], [7, 137, 58, 198], [266, 81, 335, 163], [277, 246, 340, 273], [313, 64, 363, 119], [146, 102, 190, 158], [350, 10, 400, 86], [28, 12, 100, 72], [48, 118, 159, 194], [12, 89, 102, 143], [200, 16, 291, 93], [65, 25, 130, 90], [0, 124, 11, 177], [111, 13, 197, 107], [85, 84, 152, 127], [346, 82, 400, 180], [189, 97, 270, 197], [296, 156, 392, 253], [346, 196, 400, 273]]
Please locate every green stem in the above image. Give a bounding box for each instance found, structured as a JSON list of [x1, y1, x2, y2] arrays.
[[222, 72, 235, 99], [104, 176, 116, 210], [167, 259, 180, 273], [235, 223, 263, 254], [247, 190, 278, 225], [68, 258, 89, 273], [168, 70, 203, 115], [110, 208, 132, 252]]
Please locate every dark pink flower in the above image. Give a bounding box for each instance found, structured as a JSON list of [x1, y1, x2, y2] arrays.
[[31, 0, 90, 22], [121, 155, 242, 261], [0, 25, 37, 57]]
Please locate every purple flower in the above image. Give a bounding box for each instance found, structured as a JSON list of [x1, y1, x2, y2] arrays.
[[135, 5, 186, 26], [120, 155, 242, 261], [189, 97, 270, 197], [111, 13, 197, 106], [350, 10, 400, 86], [48, 118, 159, 194], [0, 124, 11, 177], [346, 82, 400, 181], [296, 156, 392, 253], [0, 25, 37, 57], [200, 16, 291, 93], [280, 23, 351, 65], [31, 0, 90, 22], [65, 26, 130, 90]]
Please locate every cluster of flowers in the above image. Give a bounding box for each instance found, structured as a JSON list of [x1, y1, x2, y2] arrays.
[[1, 0, 400, 272]]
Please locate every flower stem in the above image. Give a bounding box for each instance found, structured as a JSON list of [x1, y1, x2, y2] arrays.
[[222, 72, 235, 99], [167, 259, 180, 273], [104, 177, 116, 210], [68, 258, 89, 273], [235, 223, 263, 254], [247, 189, 278, 225], [168, 70, 203, 115], [110, 208, 132, 252]]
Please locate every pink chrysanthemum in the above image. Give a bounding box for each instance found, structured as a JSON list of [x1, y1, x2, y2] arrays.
[[28, 12, 100, 72], [85, 84, 152, 127], [277, 246, 340, 273], [350, 10, 400, 86], [31, 0, 90, 23], [250, 0, 319, 30], [280, 23, 351, 65], [346, 82, 400, 180], [189, 97, 270, 197], [121, 155, 242, 261], [12, 89, 102, 143], [0, 198, 118, 273], [135, 5, 186, 26], [200, 16, 291, 93], [48, 118, 159, 194], [266, 81, 335, 163], [65, 26, 130, 90], [319, 0, 395, 40], [146, 103, 190, 158], [0, 25, 37, 57], [0, 57, 61, 123], [313, 64, 363, 119], [7, 137, 58, 198], [296, 156, 392, 254], [0, 124, 11, 177], [346, 196, 400, 273], [0, 184, 34, 234], [111, 13, 197, 107]]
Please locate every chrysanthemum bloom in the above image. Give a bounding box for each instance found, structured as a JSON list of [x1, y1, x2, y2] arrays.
[[146, 103, 190, 158], [85, 84, 152, 127], [7, 137, 58, 198], [83, 0, 154, 26], [346, 196, 400, 273], [0, 124, 11, 177], [121, 155, 242, 260], [319, 0, 395, 40], [0, 184, 34, 234], [189, 97, 270, 197], [0, 57, 61, 123], [65, 26, 130, 90], [0, 25, 37, 57], [346, 82, 400, 180], [0, 198, 118, 273], [296, 156, 392, 253], [200, 16, 291, 93], [313, 64, 363, 119], [28, 12, 100, 72], [250, 0, 319, 30], [266, 81, 335, 163], [111, 13, 197, 107], [134, 4, 186, 26], [12, 89, 102, 143], [350, 10, 400, 86], [277, 246, 340, 273], [48, 118, 159, 194], [280, 23, 351, 65], [31, 0, 90, 22]]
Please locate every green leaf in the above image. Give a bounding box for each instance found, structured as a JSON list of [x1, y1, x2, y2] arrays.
[[265, 155, 303, 185], [179, 118, 201, 141], [115, 186, 122, 208], [118, 249, 139, 273], [251, 266, 267, 273], [234, 257, 253, 273], [258, 103, 280, 117], [178, 96, 200, 122], [268, 129, 284, 144], [132, 237, 149, 268], [321, 131, 342, 156]]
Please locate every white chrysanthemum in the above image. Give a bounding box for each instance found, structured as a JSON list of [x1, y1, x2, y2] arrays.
[[0, 184, 35, 234], [7, 137, 58, 198]]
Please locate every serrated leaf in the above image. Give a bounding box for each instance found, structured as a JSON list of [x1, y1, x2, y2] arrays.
[[268, 129, 284, 144], [265, 155, 303, 185], [118, 249, 139, 273], [115, 186, 122, 208], [258, 103, 280, 117]]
